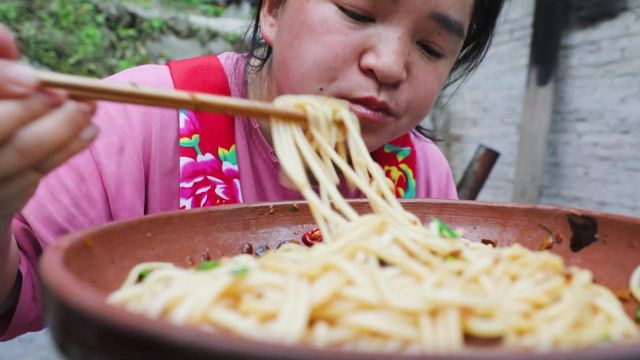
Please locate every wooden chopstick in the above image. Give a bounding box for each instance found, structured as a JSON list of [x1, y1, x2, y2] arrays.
[[35, 71, 307, 122]]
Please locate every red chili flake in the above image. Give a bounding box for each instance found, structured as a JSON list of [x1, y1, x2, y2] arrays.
[[447, 250, 462, 258], [539, 235, 555, 250], [301, 228, 323, 247], [614, 288, 632, 302], [539, 233, 564, 251]]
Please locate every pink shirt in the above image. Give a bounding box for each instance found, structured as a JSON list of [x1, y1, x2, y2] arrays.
[[1, 52, 457, 340]]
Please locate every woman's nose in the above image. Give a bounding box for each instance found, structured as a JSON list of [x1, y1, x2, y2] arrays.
[[359, 33, 409, 86]]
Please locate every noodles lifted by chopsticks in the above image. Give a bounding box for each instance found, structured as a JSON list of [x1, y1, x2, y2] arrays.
[[108, 96, 640, 353]]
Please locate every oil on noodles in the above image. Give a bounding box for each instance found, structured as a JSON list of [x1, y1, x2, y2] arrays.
[[108, 96, 640, 353]]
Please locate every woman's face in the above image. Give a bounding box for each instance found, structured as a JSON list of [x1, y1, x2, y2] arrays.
[[259, 0, 473, 150]]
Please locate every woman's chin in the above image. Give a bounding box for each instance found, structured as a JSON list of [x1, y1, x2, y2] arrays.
[[362, 136, 385, 153]]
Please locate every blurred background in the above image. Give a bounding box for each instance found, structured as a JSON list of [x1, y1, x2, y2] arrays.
[[0, 0, 639, 358], [433, 0, 640, 218]]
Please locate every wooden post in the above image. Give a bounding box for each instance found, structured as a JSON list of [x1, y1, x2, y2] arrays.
[[457, 145, 500, 201], [512, 0, 569, 203]]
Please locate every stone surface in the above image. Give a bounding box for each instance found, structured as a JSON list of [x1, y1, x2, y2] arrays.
[[121, 1, 250, 62], [0, 329, 63, 360]]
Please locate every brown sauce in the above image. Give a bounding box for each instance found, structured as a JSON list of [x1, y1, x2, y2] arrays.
[[241, 243, 254, 255], [567, 214, 598, 252], [481, 239, 498, 247]]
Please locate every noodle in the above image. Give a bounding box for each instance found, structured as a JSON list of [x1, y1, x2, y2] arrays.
[[108, 96, 640, 353], [631, 265, 640, 304]]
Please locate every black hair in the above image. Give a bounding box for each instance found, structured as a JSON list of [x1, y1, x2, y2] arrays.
[[243, 0, 506, 139], [445, 0, 506, 88]]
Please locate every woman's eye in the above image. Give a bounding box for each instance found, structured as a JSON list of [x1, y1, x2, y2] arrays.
[[338, 5, 374, 23], [418, 42, 444, 60]]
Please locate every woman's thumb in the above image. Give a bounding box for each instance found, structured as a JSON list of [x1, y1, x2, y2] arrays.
[[0, 25, 20, 60]]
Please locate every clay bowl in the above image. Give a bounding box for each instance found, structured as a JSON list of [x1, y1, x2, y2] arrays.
[[39, 200, 640, 360]]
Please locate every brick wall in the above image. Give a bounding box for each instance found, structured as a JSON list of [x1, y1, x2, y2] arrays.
[[543, 1, 640, 216], [435, 1, 640, 216]]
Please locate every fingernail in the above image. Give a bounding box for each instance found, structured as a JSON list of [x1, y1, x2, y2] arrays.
[[36, 90, 65, 106], [79, 124, 98, 141], [41, 88, 67, 104], [4, 63, 38, 90], [77, 102, 96, 115]]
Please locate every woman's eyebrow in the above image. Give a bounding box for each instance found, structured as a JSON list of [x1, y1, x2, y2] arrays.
[[429, 11, 466, 39]]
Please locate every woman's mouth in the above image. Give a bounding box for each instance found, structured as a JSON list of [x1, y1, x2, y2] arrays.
[[347, 97, 393, 123]]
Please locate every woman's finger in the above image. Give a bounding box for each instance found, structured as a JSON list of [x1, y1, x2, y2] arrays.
[[0, 25, 20, 60], [0, 100, 95, 178], [0, 122, 97, 219], [0, 171, 39, 219], [0, 59, 40, 97], [0, 90, 66, 144], [32, 123, 98, 175]]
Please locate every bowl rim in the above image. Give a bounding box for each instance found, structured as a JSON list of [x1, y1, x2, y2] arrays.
[[38, 199, 640, 360]]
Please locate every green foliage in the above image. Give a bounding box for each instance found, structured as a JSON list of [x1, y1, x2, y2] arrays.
[[203, 5, 226, 17], [173, 0, 225, 15], [223, 32, 241, 44], [125, 0, 227, 17], [0, 3, 19, 22], [172, 0, 227, 17], [1, 0, 251, 77], [0, 0, 172, 77]]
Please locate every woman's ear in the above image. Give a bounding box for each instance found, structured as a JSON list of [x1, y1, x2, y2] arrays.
[[259, 0, 283, 46]]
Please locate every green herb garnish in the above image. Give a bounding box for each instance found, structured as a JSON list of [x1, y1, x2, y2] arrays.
[[635, 306, 640, 322], [431, 217, 458, 239], [445, 256, 457, 262], [137, 269, 153, 282], [288, 204, 299, 212], [231, 266, 249, 277], [196, 260, 220, 271]]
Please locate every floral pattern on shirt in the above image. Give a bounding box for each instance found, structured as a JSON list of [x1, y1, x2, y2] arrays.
[[179, 109, 243, 209], [381, 143, 416, 198]]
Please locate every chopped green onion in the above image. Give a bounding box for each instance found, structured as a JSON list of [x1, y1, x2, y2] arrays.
[[231, 266, 249, 276], [196, 260, 220, 271], [445, 256, 457, 262], [137, 269, 153, 282], [431, 217, 458, 239], [635, 306, 640, 322]]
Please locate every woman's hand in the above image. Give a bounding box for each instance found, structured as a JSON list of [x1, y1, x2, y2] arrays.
[[0, 25, 99, 221], [0, 24, 101, 315]]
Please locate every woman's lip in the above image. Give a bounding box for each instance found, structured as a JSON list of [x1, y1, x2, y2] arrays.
[[348, 102, 392, 123]]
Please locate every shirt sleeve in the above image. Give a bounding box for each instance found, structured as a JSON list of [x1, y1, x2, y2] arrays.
[[411, 131, 459, 200], [1, 149, 111, 340], [1, 64, 179, 341]]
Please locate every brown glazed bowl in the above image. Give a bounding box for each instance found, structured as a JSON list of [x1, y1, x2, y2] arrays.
[[39, 200, 640, 360]]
